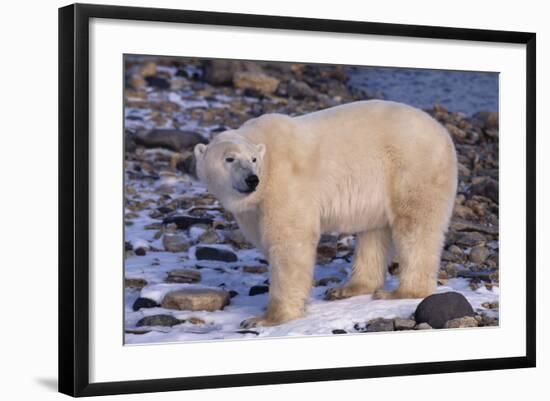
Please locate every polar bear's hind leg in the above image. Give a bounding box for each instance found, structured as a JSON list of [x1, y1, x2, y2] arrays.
[[325, 227, 392, 300]]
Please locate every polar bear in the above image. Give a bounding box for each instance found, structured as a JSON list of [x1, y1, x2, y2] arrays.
[[194, 100, 457, 328]]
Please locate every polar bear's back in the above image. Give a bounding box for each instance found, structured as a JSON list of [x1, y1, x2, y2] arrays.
[[296, 100, 457, 232]]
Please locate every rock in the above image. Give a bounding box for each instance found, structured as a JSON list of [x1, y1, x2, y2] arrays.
[[224, 229, 253, 249], [125, 329, 151, 335], [469, 245, 491, 263], [332, 329, 347, 334], [233, 71, 280, 95], [316, 243, 338, 264], [163, 215, 214, 230], [128, 74, 146, 89], [482, 301, 499, 309], [163, 234, 190, 252], [197, 229, 221, 244], [165, 269, 202, 283], [161, 288, 230, 311], [353, 322, 368, 332], [203, 59, 244, 85], [456, 269, 496, 282], [136, 314, 182, 327], [455, 231, 487, 247], [315, 276, 342, 286], [125, 278, 147, 289], [414, 292, 475, 329], [175, 154, 197, 178], [186, 316, 206, 325], [457, 162, 471, 178], [453, 205, 477, 221], [236, 329, 260, 335], [138, 61, 157, 77], [249, 285, 269, 296], [366, 318, 394, 332], [135, 129, 207, 152], [450, 218, 498, 235], [444, 316, 479, 329], [477, 314, 499, 327], [394, 318, 417, 330], [242, 265, 269, 274], [472, 111, 499, 130], [134, 247, 147, 256], [414, 323, 433, 330], [195, 246, 238, 262], [132, 297, 159, 311], [471, 177, 498, 203], [145, 76, 170, 89], [287, 80, 317, 99]]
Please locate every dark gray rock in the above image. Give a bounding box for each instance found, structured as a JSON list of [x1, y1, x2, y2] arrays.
[[471, 177, 498, 203], [163, 215, 213, 230], [175, 154, 197, 178], [249, 285, 269, 296], [414, 292, 475, 329], [456, 269, 497, 282], [236, 329, 260, 335], [332, 329, 347, 334], [135, 129, 207, 152], [134, 247, 147, 256], [287, 80, 317, 99], [196, 246, 238, 262], [136, 314, 181, 327], [132, 297, 159, 311], [144, 76, 170, 89]]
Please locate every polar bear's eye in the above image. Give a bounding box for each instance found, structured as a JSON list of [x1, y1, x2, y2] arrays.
[[252, 158, 257, 163], [225, 157, 235, 163]]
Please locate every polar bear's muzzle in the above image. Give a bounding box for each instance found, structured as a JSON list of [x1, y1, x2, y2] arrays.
[[232, 167, 259, 194], [234, 174, 259, 194]]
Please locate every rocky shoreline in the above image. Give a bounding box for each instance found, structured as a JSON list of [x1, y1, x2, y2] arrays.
[[123, 56, 499, 343]]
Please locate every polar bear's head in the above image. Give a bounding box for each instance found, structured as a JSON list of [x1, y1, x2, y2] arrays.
[[194, 134, 266, 212]]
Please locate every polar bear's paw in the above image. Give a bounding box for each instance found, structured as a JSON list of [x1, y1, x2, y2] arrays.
[[371, 289, 396, 300], [324, 287, 353, 301], [240, 315, 270, 329], [324, 285, 374, 301]]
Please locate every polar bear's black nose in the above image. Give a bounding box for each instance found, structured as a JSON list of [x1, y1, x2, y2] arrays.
[[245, 174, 259, 190]]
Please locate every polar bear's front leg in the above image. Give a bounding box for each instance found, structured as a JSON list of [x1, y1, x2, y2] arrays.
[[240, 239, 318, 328]]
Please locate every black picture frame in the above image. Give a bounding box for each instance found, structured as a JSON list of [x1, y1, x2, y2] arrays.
[[58, 3, 536, 397]]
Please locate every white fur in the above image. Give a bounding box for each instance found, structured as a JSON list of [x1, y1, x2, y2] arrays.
[[194, 100, 458, 327]]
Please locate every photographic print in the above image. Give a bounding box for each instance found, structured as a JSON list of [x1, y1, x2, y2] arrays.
[[123, 55, 500, 344]]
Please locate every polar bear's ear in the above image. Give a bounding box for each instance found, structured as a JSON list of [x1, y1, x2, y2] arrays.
[[256, 143, 266, 158], [194, 143, 207, 159]]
